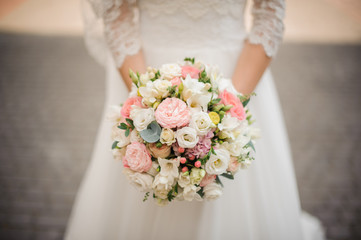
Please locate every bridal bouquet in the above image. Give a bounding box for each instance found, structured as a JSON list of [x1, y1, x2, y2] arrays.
[[108, 58, 259, 206]]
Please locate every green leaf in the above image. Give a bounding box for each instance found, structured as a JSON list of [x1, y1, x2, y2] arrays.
[[242, 98, 250, 107], [125, 128, 130, 137], [246, 140, 256, 152], [197, 187, 204, 198], [215, 175, 224, 188], [118, 122, 128, 130], [125, 118, 134, 129], [184, 57, 195, 64], [211, 147, 217, 155], [111, 141, 119, 149], [143, 192, 150, 202], [220, 172, 234, 180]]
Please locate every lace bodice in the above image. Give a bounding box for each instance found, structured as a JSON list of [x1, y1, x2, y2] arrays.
[[84, 0, 285, 68]]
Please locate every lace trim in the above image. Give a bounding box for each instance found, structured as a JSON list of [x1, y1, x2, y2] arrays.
[[139, 0, 246, 19], [247, 0, 285, 57]]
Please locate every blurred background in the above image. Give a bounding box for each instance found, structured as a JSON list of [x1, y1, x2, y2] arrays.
[[0, 0, 360, 239]]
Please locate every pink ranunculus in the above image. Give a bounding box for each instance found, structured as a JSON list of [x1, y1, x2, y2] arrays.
[[181, 65, 200, 79], [200, 174, 216, 187], [219, 90, 246, 121], [170, 77, 182, 87], [155, 97, 190, 128], [124, 142, 152, 172], [120, 96, 143, 118]]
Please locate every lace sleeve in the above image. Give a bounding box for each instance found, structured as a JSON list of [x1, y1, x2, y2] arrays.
[[87, 0, 141, 67], [247, 0, 285, 57]]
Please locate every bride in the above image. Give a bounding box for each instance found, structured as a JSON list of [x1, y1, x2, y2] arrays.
[[66, 0, 325, 239]]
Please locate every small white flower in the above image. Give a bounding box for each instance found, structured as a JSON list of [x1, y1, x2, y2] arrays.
[[106, 105, 122, 123], [203, 182, 223, 200], [158, 157, 180, 179], [159, 63, 182, 80], [153, 174, 174, 199], [153, 79, 172, 98], [160, 128, 176, 146], [182, 75, 206, 99], [220, 135, 250, 157], [139, 72, 150, 85], [139, 81, 157, 105], [186, 93, 212, 112], [130, 107, 155, 131], [189, 111, 214, 135], [217, 114, 241, 140], [123, 168, 153, 192], [130, 129, 143, 143], [181, 184, 202, 202], [178, 172, 191, 188], [111, 125, 130, 148], [176, 127, 199, 148], [189, 168, 206, 185], [205, 148, 230, 175], [240, 159, 252, 169], [147, 161, 159, 177]]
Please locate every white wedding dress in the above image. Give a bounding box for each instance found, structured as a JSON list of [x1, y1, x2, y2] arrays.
[[65, 0, 325, 239]]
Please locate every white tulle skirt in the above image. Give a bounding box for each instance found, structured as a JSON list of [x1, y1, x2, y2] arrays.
[[65, 45, 325, 240]]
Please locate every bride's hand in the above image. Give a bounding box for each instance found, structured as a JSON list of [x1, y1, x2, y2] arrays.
[[232, 40, 272, 95]]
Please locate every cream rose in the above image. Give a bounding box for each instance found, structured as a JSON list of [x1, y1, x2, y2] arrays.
[[160, 128, 176, 146], [176, 127, 199, 148], [130, 107, 155, 131], [111, 125, 130, 148], [190, 168, 206, 185], [203, 182, 223, 200], [153, 79, 172, 98], [123, 168, 153, 192], [148, 143, 171, 158], [205, 148, 230, 175], [159, 63, 182, 80], [189, 111, 214, 135]]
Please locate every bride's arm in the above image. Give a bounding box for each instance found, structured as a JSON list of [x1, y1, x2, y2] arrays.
[[232, 0, 285, 95], [97, 0, 146, 90]]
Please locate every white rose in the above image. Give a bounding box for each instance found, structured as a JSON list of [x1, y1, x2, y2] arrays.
[[205, 148, 230, 175], [130, 129, 143, 143], [123, 168, 153, 192], [111, 125, 130, 148], [176, 127, 199, 148], [160, 128, 176, 146], [106, 105, 122, 123], [189, 111, 214, 135], [153, 174, 174, 199], [203, 182, 223, 200], [178, 172, 191, 188], [153, 79, 172, 98], [159, 63, 182, 80], [130, 107, 155, 131], [181, 184, 202, 202]]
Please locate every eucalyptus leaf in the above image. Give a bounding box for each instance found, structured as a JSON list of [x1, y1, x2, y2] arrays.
[[140, 121, 161, 143], [220, 172, 234, 180], [215, 175, 224, 188], [246, 140, 256, 152]]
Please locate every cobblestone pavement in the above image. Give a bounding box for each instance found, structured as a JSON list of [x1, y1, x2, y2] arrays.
[[0, 33, 360, 240]]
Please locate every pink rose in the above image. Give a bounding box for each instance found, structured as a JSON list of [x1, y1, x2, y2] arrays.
[[219, 90, 246, 121], [227, 156, 240, 173], [121, 96, 143, 118], [123, 142, 152, 172], [155, 98, 190, 128], [200, 174, 216, 187], [181, 65, 200, 79], [170, 77, 182, 87]]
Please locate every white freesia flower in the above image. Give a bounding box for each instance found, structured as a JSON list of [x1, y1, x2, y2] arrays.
[[139, 81, 157, 105], [205, 64, 221, 88], [205, 148, 230, 175], [139, 72, 150, 85], [130, 129, 143, 143], [153, 174, 174, 199], [221, 135, 250, 156], [160, 128, 176, 146], [130, 107, 155, 131], [176, 127, 199, 148], [106, 105, 122, 123], [186, 93, 212, 112], [240, 159, 252, 169], [128, 83, 138, 97], [159, 63, 182, 80], [158, 157, 180, 179], [203, 182, 223, 200], [189, 111, 214, 135], [182, 75, 206, 100], [123, 168, 153, 192], [181, 184, 202, 202], [217, 114, 241, 140], [111, 125, 130, 148], [178, 172, 191, 188]]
